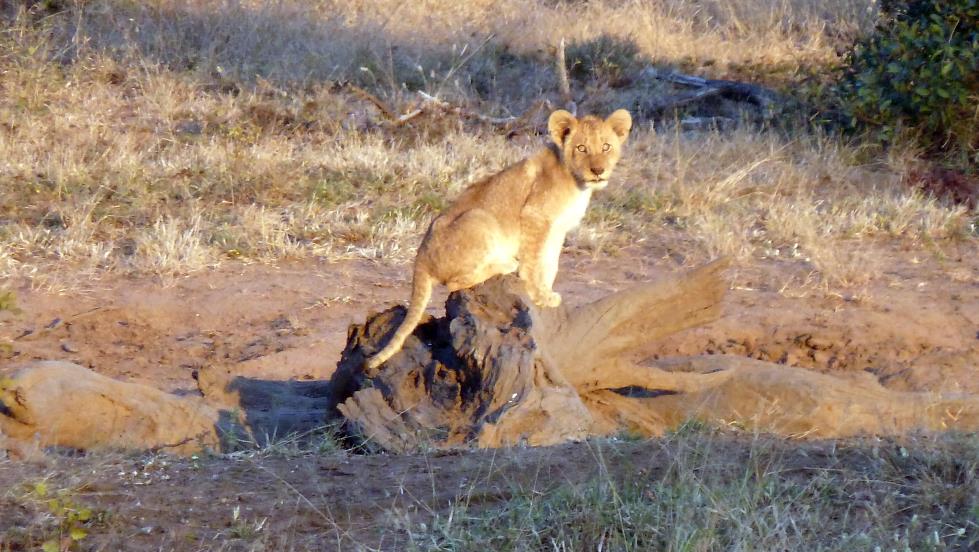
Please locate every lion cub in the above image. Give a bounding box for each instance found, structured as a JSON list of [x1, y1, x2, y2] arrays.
[[365, 109, 632, 372]]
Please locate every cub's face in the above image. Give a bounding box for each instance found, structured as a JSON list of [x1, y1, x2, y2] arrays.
[[549, 109, 632, 190]]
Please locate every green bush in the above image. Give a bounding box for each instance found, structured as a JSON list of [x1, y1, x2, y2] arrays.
[[566, 34, 643, 86], [835, 0, 978, 166]]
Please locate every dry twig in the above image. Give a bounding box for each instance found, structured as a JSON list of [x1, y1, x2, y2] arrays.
[[640, 67, 779, 118], [554, 38, 576, 115]]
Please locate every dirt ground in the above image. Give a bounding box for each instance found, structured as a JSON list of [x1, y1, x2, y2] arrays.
[[3, 242, 977, 395], [1, 242, 977, 549], [0, 430, 894, 551]]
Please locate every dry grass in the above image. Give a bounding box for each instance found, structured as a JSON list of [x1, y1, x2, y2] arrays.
[[0, 0, 974, 292], [596, 129, 974, 287], [405, 430, 979, 551], [2, 429, 977, 550]]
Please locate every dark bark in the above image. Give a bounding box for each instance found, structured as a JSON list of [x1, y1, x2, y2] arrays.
[[335, 260, 730, 452]]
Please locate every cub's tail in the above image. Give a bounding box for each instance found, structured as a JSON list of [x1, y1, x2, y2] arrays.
[[364, 267, 435, 372]]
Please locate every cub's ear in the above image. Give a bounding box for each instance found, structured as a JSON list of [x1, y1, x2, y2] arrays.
[[606, 109, 632, 142], [548, 110, 577, 146]]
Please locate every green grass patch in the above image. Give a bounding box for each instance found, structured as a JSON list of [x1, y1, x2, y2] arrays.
[[405, 432, 979, 551]]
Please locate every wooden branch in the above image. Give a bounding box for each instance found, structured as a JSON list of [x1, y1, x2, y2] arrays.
[[343, 81, 527, 130], [0, 361, 235, 457], [415, 91, 518, 125], [639, 67, 779, 118], [642, 67, 778, 104], [554, 38, 576, 115], [644, 86, 723, 114], [345, 84, 400, 122], [538, 257, 730, 386]]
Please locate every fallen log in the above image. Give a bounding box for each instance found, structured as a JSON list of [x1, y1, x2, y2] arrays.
[[638, 67, 779, 120], [0, 361, 237, 458], [337, 259, 979, 452], [585, 355, 979, 439], [641, 67, 778, 112], [643, 87, 723, 115]]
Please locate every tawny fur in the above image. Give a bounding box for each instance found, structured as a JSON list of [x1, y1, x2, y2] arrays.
[[365, 109, 633, 372]]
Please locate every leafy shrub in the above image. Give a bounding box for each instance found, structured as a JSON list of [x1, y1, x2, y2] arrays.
[[566, 34, 643, 86], [27, 481, 100, 551], [835, 0, 978, 166]]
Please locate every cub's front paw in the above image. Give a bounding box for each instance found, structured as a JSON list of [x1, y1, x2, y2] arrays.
[[536, 291, 562, 308]]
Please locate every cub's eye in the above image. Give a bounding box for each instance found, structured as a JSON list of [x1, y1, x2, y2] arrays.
[[576, 145, 587, 153], [602, 143, 611, 152]]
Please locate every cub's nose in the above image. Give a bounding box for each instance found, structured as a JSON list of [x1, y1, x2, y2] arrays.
[[590, 165, 606, 176]]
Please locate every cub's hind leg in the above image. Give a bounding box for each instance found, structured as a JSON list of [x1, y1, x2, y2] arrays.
[[444, 252, 518, 291], [425, 209, 518, 292]]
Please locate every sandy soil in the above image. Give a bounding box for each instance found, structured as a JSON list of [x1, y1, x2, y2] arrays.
[[1, 243, 977, 549], [2, 243, 976, 395]]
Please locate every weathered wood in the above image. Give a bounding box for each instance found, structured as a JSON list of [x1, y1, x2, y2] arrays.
[[554, 37, 576, 115], [0, 361, 235, 458], [343, 83, 522, 129], [640, 67, 778, 111], [6, 259, 979, 458], [638, 67, 779, 121], [539, 258, 729, 389], [337, 260, 979, 452], [336, 261, 730, 450], [335, 274, 598, 452], [643, 87, 724, 114]]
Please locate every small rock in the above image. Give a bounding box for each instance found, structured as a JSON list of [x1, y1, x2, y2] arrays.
[[60, 341, 79, 353]]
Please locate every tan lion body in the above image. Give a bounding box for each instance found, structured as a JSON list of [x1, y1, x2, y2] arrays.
[[365, 109, 632, 372]]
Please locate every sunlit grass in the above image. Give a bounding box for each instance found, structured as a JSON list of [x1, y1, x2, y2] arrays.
[[0, 0, 972, 292]]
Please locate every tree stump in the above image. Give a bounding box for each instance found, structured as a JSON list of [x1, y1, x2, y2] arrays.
[[335, 260, 728, 452], [336, 259, 979, 452]]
